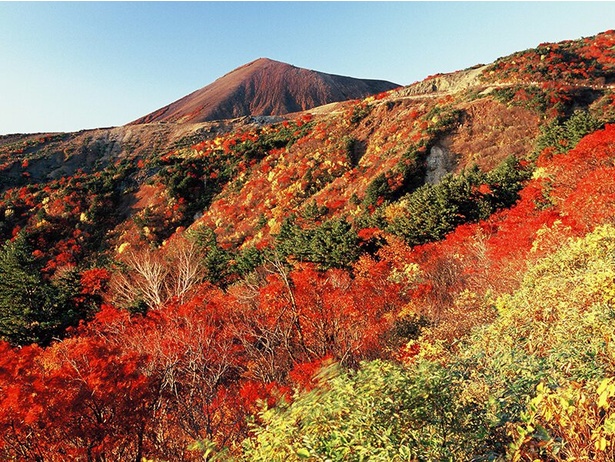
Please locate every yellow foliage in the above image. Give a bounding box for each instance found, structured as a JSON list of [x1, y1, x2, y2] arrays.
[[531, 166, 551, 180], [410, 333, 449, 364], [510, 378, 615, 461], [530, 220, 573, 255], [286, 182, 303, 195], [117, 242, 131, 254], [267, 217, 280, 235], [388, 261, 421, 285], [478, 224, 615, 361], [457, 224, 615, 451], [383, 200, 408, 223]]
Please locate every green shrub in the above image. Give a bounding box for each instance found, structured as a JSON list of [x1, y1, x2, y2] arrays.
[[0, 235, 83, 345], [242, 360, 482, 461], [535, 109, 602, 155], [350, 103, 372, 124], [275, 216, 359, 269], [387, 156, 531, 246]]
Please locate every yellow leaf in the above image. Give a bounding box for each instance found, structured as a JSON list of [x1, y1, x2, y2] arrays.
[[598, 391, 610, 409], [596, 436, 608, 451]]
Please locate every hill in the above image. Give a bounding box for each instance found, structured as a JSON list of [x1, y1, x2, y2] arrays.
[[1, 29, 615, 460], [130, 57, 400, 124]]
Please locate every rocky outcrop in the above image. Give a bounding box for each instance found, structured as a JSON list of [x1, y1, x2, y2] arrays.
[[396, 65, 488, 97], [425, 144, 457, 184]]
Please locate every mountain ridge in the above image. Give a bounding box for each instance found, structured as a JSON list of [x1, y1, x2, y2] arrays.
[[129, 57, 400, 124]]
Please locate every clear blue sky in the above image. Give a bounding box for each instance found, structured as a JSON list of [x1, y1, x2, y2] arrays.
[[2, 2, 615, 135]]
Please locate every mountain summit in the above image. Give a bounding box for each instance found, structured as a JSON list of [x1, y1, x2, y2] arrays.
[[130, 58, 399, 124]]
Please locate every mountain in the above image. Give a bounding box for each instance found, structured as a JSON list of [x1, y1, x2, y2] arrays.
[[130, 57, 400, 124], [3, 29, 615, 461]]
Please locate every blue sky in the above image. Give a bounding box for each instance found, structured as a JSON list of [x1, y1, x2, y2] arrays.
[[2, 2, 615, 135]]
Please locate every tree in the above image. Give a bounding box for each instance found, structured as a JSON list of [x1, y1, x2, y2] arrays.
[[0, 235, 80, 345], [387, 157, 530, 247], [363, 173, 391, 207], [190, 226, 232, 285], [275, 217, 359, 269], [228, 257, 405, 383], [111, 246, 168, 311], [110, 231, 211, 311], [534, 110, 601, 155]]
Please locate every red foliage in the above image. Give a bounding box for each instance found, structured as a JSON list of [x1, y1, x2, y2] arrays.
[[0, 337, 154, 461], [288, 356, 333, 391], [80, 268, 111, 296], [357, 227, 381, 242]]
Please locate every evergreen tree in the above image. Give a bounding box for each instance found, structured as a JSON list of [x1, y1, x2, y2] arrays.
[[388, 157, 531, 246], [0, 236, 78, 345], [190, 226, 232, 285], [275, 216, 359, 269]]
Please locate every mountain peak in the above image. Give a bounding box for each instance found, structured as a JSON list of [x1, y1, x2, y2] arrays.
[[250, 57, 281, 64], [130, 59, 399, 125]]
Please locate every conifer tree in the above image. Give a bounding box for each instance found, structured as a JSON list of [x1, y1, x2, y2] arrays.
[[0, 235, 78, 345]]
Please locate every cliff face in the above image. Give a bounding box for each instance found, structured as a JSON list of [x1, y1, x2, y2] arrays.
[[129, 58, 400, 124]]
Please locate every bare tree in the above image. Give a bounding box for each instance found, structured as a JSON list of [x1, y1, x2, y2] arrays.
[[110, 233, 208, 310], [165, 237, 207, 303]]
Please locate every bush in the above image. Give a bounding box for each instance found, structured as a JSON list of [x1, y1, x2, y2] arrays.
[[387, 156, 531, 246], [349, 103, 372, 124], [275, 216, 359, 269], [363, 173, 391, 207], [0, 235, 82, 345], [242, 360, 482, 461], [457, 224, 615, 455], [535, 110, 602, 155], [509, 379, 615, 461]]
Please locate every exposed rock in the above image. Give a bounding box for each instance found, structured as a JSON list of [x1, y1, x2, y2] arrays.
[[396, 65, 488, 97], [425, 144, 457, 184], [130, 58, 400, 125]]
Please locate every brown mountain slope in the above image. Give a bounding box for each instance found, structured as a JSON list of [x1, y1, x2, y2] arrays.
[[130, 58, 400, 124]]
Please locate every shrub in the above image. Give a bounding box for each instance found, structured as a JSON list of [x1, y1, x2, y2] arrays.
[[0, 235, 83, 345], [275, 216, 359, 269], [387, 156, 531, 246], [457, 224, 615, 454], [509, 379, 615, 461], [535, 110, 602, 155], [242, 360, 482, 461]]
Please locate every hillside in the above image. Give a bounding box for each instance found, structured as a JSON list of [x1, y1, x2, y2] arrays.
[[130, 58, 400, 124], [1, 29, 615, 460]]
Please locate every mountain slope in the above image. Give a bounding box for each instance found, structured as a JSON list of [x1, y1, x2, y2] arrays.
[[3, 28, 615, 462], [130, 58, 399, 124]]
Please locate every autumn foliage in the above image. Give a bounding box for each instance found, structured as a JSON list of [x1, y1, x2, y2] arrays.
[[3, 29, 615, 460]]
